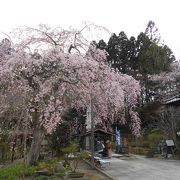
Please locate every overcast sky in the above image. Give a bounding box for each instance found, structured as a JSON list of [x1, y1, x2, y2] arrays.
[[1, 0, 180, 59]]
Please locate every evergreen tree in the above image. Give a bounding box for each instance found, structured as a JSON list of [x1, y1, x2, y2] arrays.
[[145, 20, 161, 43], [117, 31, 129, 74], [97, 39, 107, 50], [95, 20, 175, 105], [127, 36, 138, 76], [106, 33, 119, 70]]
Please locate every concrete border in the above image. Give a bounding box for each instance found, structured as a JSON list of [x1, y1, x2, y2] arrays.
[[84, 160, 115, 180]]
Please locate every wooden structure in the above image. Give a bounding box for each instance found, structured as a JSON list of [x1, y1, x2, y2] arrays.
[[163, 92, 180, 106], [163, 92, 180, 144], [79, 128, 115, 151]]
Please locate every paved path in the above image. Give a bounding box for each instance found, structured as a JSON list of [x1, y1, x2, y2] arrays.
[[103, 155, 180, 180]]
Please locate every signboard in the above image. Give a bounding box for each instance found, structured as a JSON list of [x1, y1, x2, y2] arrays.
[[165, 139, 174, 146], [116, 127, 121, 146]]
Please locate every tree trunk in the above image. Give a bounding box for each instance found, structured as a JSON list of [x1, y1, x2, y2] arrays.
[[26, 127, 44, 166], [11, 135, 17, 162]]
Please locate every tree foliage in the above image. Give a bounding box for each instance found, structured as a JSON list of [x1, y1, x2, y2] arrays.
[[95, 20, 175, 105], [0, 25, 141, 165]]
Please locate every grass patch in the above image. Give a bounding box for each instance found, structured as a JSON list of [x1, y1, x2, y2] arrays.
[[0, 158, 66, 179], [0, 163, 37, 179]]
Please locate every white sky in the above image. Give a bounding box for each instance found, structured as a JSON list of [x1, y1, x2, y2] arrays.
[[0, 0, 180, 59]]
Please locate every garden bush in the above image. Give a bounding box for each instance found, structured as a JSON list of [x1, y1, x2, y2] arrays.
[[0, 156, 67, 179], [0, 163, 37, 179]]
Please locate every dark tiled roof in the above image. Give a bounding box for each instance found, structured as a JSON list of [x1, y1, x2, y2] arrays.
[[163, 93, 180, 105]]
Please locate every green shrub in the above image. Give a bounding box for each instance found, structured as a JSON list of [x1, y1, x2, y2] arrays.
[[36, 158, 59, 173], [0, 163, 37, 179], [55, 172, 65, 177], [128, 129, 165, 155], [61, 141, 89, 172], [43, 158, 59, 165], [37, 161, 54, 173], [23, 165, 37, 176], [0, 158, 67, 179], [36, 158, 66, 177]]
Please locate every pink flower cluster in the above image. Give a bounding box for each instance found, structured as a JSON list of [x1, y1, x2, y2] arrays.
[[0, 26, 141, 135]]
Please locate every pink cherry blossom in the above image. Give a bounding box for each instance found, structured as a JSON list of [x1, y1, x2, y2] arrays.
[[0, 25, 141, 136]]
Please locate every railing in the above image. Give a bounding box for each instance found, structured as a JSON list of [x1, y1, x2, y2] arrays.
[[154, 89, 180, 103], [162, 91, 180, 104]]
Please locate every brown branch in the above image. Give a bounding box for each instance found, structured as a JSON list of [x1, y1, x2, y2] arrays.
[[68, 25, 87, 54]]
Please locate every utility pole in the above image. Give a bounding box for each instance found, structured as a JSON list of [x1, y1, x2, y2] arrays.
[[90, 94, 95, 168]]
